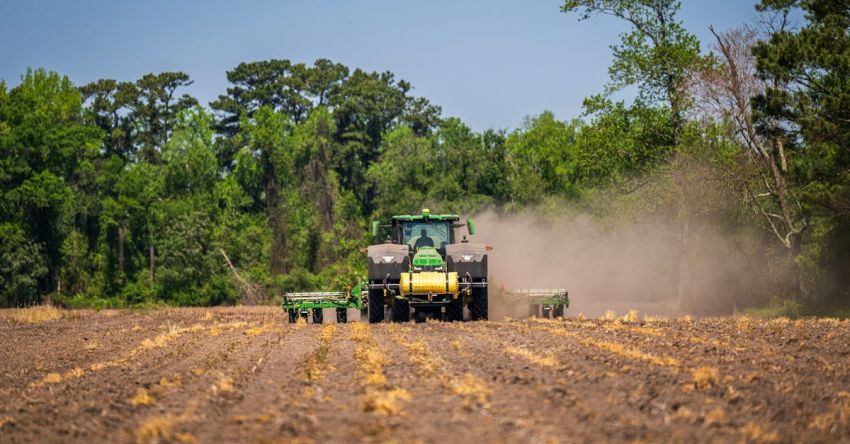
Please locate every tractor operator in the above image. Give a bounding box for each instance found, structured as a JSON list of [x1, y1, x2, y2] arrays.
[[414, 228, 434, 250]]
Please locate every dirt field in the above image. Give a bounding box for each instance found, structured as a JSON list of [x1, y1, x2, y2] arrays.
[[1, 307, 849, 443]]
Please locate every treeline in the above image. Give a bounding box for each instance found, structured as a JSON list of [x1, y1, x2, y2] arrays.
[[1, 0, 847, 312]]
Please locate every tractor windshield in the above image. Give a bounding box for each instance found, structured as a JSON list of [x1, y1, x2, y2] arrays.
[[402, 221, 450, 251]]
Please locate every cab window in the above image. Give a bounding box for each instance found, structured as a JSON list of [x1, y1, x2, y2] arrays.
[[402, 222, 450, 251]]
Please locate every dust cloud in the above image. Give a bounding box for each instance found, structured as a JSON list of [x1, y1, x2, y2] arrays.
[[470, 209, 770, 319]]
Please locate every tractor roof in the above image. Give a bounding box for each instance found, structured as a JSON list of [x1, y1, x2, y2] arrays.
[[391, 209, 460, 222]]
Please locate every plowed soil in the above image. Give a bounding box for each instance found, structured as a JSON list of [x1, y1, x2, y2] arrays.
[[1, 307, 849, 443]]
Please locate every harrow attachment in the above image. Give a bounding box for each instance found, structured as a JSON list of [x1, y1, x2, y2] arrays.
[[282, 284, 366, 324], [495, 287, 570, 319]]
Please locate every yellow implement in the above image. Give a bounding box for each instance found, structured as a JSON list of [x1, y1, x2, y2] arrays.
[[399, 271, 459, 297]]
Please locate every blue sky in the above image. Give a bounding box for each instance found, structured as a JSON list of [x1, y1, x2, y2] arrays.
[[0, 1, 762, 131]]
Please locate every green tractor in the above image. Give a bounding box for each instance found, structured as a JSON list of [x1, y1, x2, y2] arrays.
[[365, 209, 488, 323], [282, 209, 569, 323]]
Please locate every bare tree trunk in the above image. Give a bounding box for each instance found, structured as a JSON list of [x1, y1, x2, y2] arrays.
[[267, 177, 286, 275], [789, 233, 802, 301], [765, 138, 804, 300], [118, 226, 126, 275], [672, 155, 691, 312], [219, 248, 264, 305], [149, 244, 156, 284], [671, 94, 682, 148]]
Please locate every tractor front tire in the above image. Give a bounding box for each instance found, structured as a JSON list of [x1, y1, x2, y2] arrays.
[[470, 287, 488, 321], [392, 299, 410, 323], [312, 308, 323, 324], [368, 289, 385, 324], [447, 295, 464, 322], [336, 308, 348, 324], [288, 309, 298, 324]]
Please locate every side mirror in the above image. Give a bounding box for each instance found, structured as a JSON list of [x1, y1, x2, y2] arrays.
[[371, 221, 380, 239], [467, 218, 475, 236]]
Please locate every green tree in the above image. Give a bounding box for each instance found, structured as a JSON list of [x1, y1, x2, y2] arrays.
[[367, 127, 437, 218], [561, 0, 701, 146], [162, 107, 218, 196], [211, 58, 350, 143], [429, 118, 501, 212], [284, 108, 360, 274], [239, 106, 293, 274], [0, 223, 48, 306], [213, 59, 441, 217], [506, 112, 581, 204], [82, 72, 197, 164], [132, 72, 198, 163], [0, 69, 101, 301], [113, 161, 164, 288], [79, 79, 137, 161], [574, 97, 673, 188], [330, 68, 441, 203]]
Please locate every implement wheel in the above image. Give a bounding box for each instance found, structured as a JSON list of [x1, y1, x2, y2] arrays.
[[287, 309, 298, 324], [392, 299, 410, 323], [368, 289, 384, 324], [528, 304, 540, 318], [312, 308, 323, 324], [336, 308, 348, 324], [447, 295, 464, 322], [470, 287, 488, 321], [414, 310, 427, 324], [553, 304, 565, 318]]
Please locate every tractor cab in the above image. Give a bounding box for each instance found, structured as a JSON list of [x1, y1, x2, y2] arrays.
[[372, 209, 472, 259], [390, 210, 459, 271]]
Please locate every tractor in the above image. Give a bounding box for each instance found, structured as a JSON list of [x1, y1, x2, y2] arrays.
[[365, 209, 488, 323]]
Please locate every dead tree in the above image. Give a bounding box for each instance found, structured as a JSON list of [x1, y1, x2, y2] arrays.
[[219, 248, 265, 305], [691, 25, 807, 299]]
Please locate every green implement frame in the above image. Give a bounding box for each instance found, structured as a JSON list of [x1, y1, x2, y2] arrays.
[[282, 282, 366, 323], [494, 287, 570, 318]]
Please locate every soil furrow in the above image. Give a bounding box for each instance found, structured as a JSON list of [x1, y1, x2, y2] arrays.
[[442, 321, 710, 443], [525, 318, 839, 442], [1, 308, 848, 443], [2, 320, 262, 443]]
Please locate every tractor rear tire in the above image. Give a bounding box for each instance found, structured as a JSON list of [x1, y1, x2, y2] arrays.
[[368, 289, 385, 324], [288, 309, 298, 324], [447, 296, 464, 322], [336, 308, 348, 324], [392, 299, 410, 323], [553, 304, 565, 318], [470, 287, 488, 321], [312, 308, 323, 324]]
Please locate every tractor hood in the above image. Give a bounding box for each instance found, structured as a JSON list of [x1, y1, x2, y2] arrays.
[[412, 246, 444, 269]]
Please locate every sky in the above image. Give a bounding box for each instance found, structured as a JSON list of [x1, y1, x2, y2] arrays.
[[0, 1, 763, 131]]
